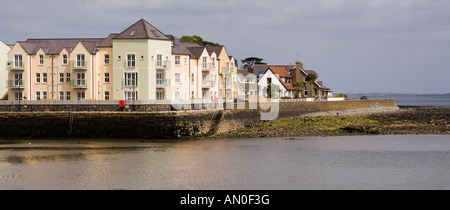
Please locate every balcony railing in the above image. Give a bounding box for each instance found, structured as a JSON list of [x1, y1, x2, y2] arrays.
[[6, 80, 25, 89], [156, 79, 171, 88], [156, 60, 171, 70], [6, 61, 25, 70], [221, 67, 237, 74], [202, 81, 216, 89], [202, 63, 215, 71], [70, 60, 88, 70], [70, 80, 88, 88]]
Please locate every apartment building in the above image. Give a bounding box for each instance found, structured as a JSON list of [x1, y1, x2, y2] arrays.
[[0, 41, 11, 99]]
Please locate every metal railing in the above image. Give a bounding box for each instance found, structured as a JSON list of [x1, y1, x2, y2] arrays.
[[155, 60, 171, 70], [156, 79, 171, 88], [6, 80, 25, 88], [6, 61, 25, 70], [70, 80, 88, 88], [70, 60, 88, 70]]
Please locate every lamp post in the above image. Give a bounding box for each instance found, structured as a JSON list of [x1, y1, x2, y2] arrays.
[[18, 78, 22, 113]]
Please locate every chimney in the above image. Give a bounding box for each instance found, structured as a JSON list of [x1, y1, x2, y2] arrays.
[[248, 67, 254, 74], [296, 60, 304, 69]]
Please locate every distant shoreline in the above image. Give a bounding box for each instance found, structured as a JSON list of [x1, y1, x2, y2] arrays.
[[211, 106, 450, 139]]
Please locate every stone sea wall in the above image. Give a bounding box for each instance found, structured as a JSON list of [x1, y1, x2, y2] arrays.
[[0, 99, 398, 139]]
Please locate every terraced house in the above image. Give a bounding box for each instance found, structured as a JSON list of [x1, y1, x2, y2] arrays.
[[4, 19, 236, 101]]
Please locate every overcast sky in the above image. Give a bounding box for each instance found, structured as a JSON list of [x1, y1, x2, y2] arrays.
[[1, 0, 449, 94]]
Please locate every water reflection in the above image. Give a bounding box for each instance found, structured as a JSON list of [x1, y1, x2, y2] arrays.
[[1, 136, 450, 190]]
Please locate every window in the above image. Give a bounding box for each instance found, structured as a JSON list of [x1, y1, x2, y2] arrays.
[[59, 73, 64, 83], [66, 73, 71, 83], [39, 55, 44, 65], [76, 73, 86, 86], [156, 91, 164, 100], [77, 92, 85, 100], [43, 91, 48, 99], [202, 57, 208, 69], [191, 91, 195, 99], [202, 91, 207, 99], [14, 54, 23, 68], [156, 73, 164, 86], [15, 92, 22, 101], [151, 30, 160, 37], [105, 73, 110, 83], [43, 73, 47, 83], [59, 91, 64, 100], [156, 54, 163, 68], [212, 58, 215, 68], [125, 91, 137, 100], [267, 78, 272, 84], [62, 54, 68, 65], [104, 91, 110, 100], [175, 91, 180, 100], [105, 54, 110, 65], [76, 54, 85, 67], [175, 56, 180, 65], [126, 54, 135, 68], [36, 73, 41, 83], [124, 73, 138, 86], [304, 89, 309, 97], [14, 73, 23, 87], [203, 74, 208, 86], [191, 74, 195, 83], [175, 73, 180, 83], [66, 91, 71, 100], [36, 92, 41, 100]]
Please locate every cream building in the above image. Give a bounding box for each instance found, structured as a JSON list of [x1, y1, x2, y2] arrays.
[[0, 41, 11, 99]]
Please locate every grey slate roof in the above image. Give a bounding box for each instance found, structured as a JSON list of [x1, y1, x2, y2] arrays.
[[169, 36, 202, 55], [113, 19, 170, 40], [187, 47, 206, 59], [205, 45, 225, 57], [22, 38, 105, 55]]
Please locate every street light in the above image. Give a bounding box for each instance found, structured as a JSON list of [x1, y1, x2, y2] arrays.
[[18, 78, 22, 113]]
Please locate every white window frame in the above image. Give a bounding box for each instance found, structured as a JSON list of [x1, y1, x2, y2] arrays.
[[175, 56, 180, 65], [202, 56, 208, 69], [104, 91, 110, 100], [36, 73, 41, 83], [77, 92, 85, 100], [76, 73, 86, 86], [175, 91, 180, 100], [124, 73, 138, 87], [59, 73, 64, 83], [39, 54, 44, 65], [43, 73, 47, 83], [14, 54, 23, 68], [76, 54, 86, 67], [43, 91, 48, 99], [36, 92, 41, 101], [126, 54, 136, 68], [66, 73, 71, 83], [175, 73, 181, 83], [66, 91, 71, 100], [15, 92, 22, 101], [125, 91, 138, 101], [156, 54, 163, 68], [62, 54, 68, 65], [156, 91, 164, 100], [59, 91, 64, 101], [156, 72, 164, 86], [105, 54, 110, 65], [105, 73, 110, 83]]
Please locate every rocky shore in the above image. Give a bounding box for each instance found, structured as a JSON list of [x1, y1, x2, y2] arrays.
[[212, 106, 450, 138]]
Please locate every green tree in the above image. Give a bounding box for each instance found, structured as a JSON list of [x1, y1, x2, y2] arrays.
[[305, 74, 318, 97], [263, 83, 280, 99], [292, 82, 305, 98], [179, 35, 220, 46], [241, 57, 266, 70]]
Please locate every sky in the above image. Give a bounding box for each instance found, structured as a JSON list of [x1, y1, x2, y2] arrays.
[[1, 0, 449, 94]]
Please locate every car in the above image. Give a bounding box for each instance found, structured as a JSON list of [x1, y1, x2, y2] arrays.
[[360, 96, 368, 100]]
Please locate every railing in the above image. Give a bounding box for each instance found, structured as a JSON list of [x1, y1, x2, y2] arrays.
[[202, 81, 216, 88], [70, 80, 88, 88], [202, 63, 215, 71], [220, 67, 237, 74], [70, 60, 88, 70], [156, 60, 171, 70], [156, 79, 171, 88], [6, 80, 25, 88], [6, 61, 25, 70]]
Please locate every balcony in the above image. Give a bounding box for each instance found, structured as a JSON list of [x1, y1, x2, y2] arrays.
[[156, 79, 171, 88], [6, 80, 25, 89], [221, 67, 237, 74], [70, 80, 88, 88], [202, 81, 216, 89], [6, 61, 25, 71], [70, 60, 88, 70], [202, 63, 215, 72], [155, 60, 171, 70]]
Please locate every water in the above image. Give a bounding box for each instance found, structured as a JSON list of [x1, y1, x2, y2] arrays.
[[350, 93, 450, 107], [1, 135, 450, 190]]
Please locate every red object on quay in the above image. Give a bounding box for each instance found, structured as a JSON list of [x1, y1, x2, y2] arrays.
[[119, 100, 126, 108]]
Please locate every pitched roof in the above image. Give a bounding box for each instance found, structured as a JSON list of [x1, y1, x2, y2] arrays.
[[114, 19, 170, 40], [187, 47, 206, 59], [304, 69, 318, 75], [268, 67, 291, 78], [22, 38, 105, 55], [205, 46, 226, 57]]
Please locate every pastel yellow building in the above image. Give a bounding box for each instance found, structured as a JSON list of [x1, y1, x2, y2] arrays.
[[0, 41, 11, 99]]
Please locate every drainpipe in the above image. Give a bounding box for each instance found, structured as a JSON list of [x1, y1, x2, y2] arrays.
[[51, 55, 54, 99]]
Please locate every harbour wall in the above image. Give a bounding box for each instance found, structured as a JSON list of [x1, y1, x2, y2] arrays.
[[0, 99, 398, 139]]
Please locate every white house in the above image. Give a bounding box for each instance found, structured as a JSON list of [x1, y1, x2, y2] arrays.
[[257, 67, 294, 99]]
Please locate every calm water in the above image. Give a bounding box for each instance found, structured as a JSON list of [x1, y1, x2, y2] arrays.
[[1, 135, 450, 190], [351, 93, 450, 107]]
